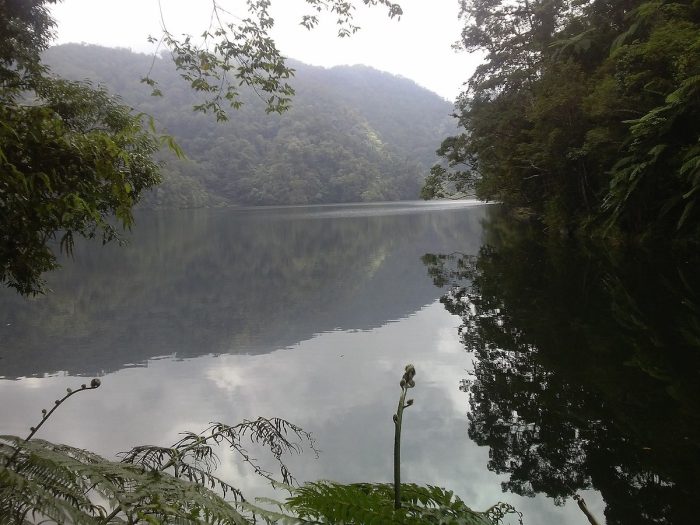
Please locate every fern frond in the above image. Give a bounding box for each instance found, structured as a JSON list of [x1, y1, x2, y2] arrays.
[[282, 481, 506, 524], [239, 499, 307, 525], [116, 472, 250, 525], [287, 481, 399, 523], [1, 435, 254, 524], [1, 415, 319, 525], [1, 436, 114, 524], [120, 417, 317, 491]]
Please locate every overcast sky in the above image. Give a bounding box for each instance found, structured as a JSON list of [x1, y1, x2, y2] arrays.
[[50, 0, 481, 101]]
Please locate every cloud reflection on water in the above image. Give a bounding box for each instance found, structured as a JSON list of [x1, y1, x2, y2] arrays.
[[0, 302, 604, 524]]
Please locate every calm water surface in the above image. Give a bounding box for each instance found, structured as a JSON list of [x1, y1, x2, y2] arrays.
[[0, 201, 619, 523]]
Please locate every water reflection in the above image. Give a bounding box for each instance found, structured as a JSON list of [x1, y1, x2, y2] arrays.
[[0, 201, 603, 524], [0, 201, 485, 378], [424, 208, 700, 524], [0, 303, 598, 525]]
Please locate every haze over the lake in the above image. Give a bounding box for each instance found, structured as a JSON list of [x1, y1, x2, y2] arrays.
[[50, 0, 480, 101]]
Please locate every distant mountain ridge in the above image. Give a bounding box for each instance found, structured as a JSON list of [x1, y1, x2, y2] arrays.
[[43, 44, 455, 207]]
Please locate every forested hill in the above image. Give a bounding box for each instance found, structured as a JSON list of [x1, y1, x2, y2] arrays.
[[43, 44, 454, 207]]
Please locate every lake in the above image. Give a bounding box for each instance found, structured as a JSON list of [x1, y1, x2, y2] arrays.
[[2, 200, 696, 524]]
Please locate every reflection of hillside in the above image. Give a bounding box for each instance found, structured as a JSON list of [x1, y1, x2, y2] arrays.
[[0, 202, 486, 378]]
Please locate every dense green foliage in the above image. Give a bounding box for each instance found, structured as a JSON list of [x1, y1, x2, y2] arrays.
[[44, 44, 454, 208], [423, 209, 700, 524], [424, 0, 700, 240], [0, 1, 161, 295], [256, 481, 517, 524]]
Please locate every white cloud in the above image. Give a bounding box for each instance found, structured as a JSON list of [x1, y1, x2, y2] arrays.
[[50, 0, 480, 100]]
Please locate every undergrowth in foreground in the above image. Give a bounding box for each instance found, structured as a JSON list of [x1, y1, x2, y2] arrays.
[[249, 480, 521, 525], [0, 367, 523, 524]]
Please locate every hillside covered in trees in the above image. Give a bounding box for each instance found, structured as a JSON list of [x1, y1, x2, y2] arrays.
[[44, 44, 454, 208], [424, 0, 700, 241]]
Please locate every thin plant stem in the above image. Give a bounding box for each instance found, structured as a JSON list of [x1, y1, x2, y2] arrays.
[[394, 386, 406, 509], [393, 364, 415, 510], [4, 378, 101, 468]]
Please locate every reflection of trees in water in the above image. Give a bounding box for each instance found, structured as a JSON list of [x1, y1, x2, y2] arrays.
[[0, 205, 486, 377], [423, 211, 700, 525]]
